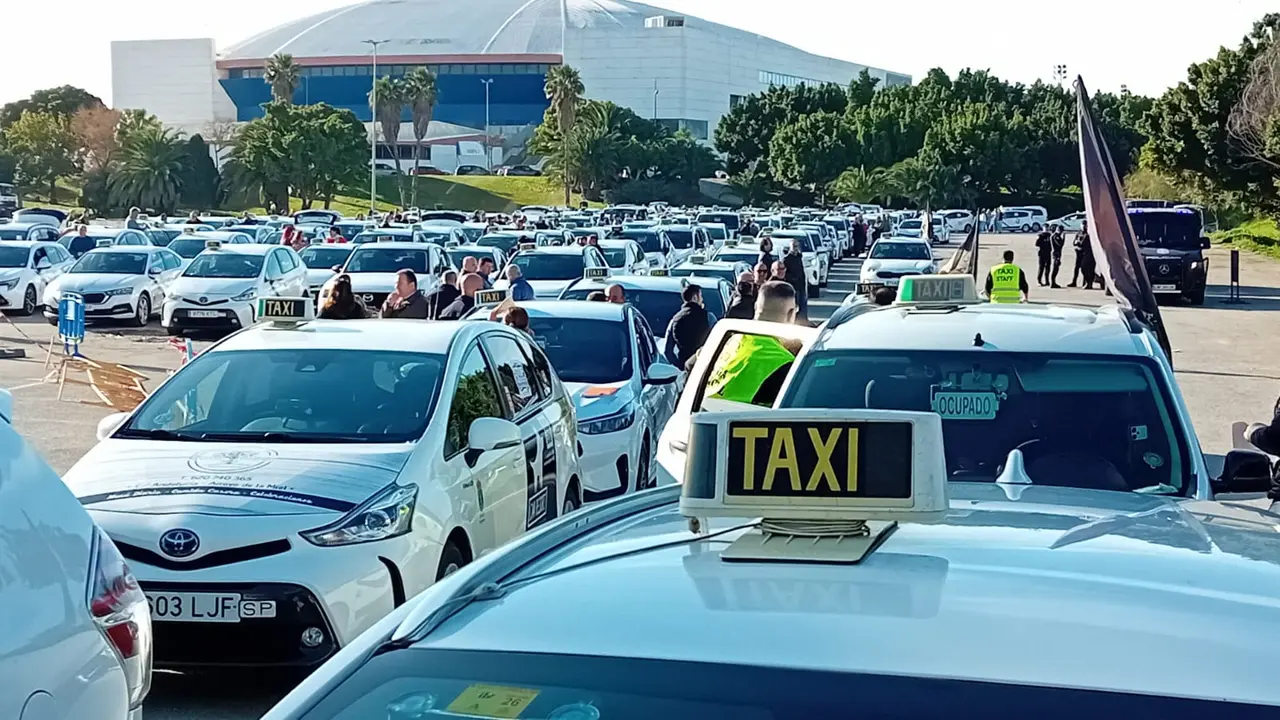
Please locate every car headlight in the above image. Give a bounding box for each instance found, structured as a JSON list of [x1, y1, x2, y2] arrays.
[[300, 483, 417, 547], [104, 287, 133, 298], [578, 408, 635, 435], [0, 279, 17, 290], [231, 288, 257, 302]]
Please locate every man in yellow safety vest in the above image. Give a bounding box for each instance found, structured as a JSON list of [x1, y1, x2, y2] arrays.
[[985, 250, 1029, 304], [704, 281, 800, 406]]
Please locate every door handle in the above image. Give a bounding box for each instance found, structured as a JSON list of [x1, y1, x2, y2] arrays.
[[462, 480, 475, 489]]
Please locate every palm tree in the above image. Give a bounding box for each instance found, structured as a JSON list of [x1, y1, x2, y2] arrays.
[[263, 54, 301, 104], [829, 166, 890, 204], [109, 126, 186, 213], [370, 76, 407, 206], [402, 68, 438, 208], [544, 64, 585, 206]]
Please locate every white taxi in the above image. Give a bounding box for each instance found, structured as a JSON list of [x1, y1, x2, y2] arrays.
[[493, 244, 609, 299], [69, 298, 584, 669], [0, 240, 74, 315], [857, 238, 937, 291], [44, 245, 184, 327], [162, 241, 307, 336], [297, 244, 355, 296], [597, 238, 649, 275], [320, 240, 449, 310]]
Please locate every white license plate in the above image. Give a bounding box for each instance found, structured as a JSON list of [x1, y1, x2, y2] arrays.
[[187, 310, 221, 318], [1152, 284, 1178, 292], [145, 592, 276, 623]]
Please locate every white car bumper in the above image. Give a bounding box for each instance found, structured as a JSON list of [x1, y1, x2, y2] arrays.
[[104, 511, 433, 668], [577, 423, 646, 501], [163, 297, 255, 333], [44, 292, 138, 321]]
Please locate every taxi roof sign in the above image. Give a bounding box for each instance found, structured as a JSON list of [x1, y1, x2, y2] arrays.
[[445, 240, 460, 248], [584, 267, 609, 280], [256, 297, 314, 327], [649, 268, 670, 277], [680, 408, 947, 563], [95, 238, 113, 248], [518, 242, 537, 251], [689, 254, 707, 264], [474, 289, 506, 305], [895, 274, 979, 306], [724, 239, 739, 247], [204, 240, 222, 250]]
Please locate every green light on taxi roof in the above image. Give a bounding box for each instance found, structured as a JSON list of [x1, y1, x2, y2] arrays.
[[898, 277, 917, 302]]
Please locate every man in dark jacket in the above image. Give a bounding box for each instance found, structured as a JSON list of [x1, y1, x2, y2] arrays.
[[782, 242, 809, 321], [1049, 224, 1066, 288], [1034, 230, 1053, 286], [725, 273, 756, 319], [1069, 220, 1096, 289], [852, 217, 868, 257], [664, 284, 714, 368], [438, 273, 484, 320], [380, 269, 430, 319], [425, 271, 460, 319]]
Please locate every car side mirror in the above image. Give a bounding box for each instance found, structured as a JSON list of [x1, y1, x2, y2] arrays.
[[1200, 237, 1211, 249], [464, 417, 522, 467], [35, 259, 51, 270], [331, 265, 343, 273], [645, 362, 681, 386], [1213, 448, 1273, 495], [96, 412, 130, 441], [149, 266, 161, 276]]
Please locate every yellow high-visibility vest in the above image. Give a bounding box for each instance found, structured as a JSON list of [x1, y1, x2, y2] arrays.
[[989, 263, 1023, 304], [706, 334, 795, 405]]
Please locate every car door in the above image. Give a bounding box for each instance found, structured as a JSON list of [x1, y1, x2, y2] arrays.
[[263, 249, 288, 296], [279, 248, 307, 296], [145, 251, 168, 305], [481, 331, 561, 536], [441, 342, 520, 558], [631, 310, 677, 452], [655, 319, 819, 487], [513, 332, 576, 513]]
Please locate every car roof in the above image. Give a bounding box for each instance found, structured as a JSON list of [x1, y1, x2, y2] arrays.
[[516, 246, 591, 256], [1, 240, 40, 248], [214, 317, 484, 354], [819, 302, 1154, 356], [351, 241, 431, 251], [200, 242, 277, 255], [92, 245, 160, 254], [467, 300, 627, 322], [597, 239, 635, 248], [0, 221, 55, 229], [416, 486, 1280, 705], [568, 275, 724, 292], [191, 230, 252, 240]]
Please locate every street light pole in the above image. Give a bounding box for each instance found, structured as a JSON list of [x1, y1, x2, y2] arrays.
[[481, 78, 494, 170], [652, 79, 659, 120], [363, 39, 389, 214], [1053, 64, 1068, 87]]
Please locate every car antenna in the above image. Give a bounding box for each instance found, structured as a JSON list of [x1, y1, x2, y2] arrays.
[[973, 332, 986, 347]]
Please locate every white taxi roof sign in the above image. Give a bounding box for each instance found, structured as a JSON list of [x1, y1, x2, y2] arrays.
[[445, 240, 460, 248], [256, 297, 314, 326], [475, 289, 506, 305], [680, 408, 947, 563], [518, 242, 536, 251], [649, 268, 670, 277], [204, 240, 222, 250], [584, 267, 609, 280], [688, 254, 707, 264], [94, 238, 113, 248], [895, 274, 978, 306], [723, 239, 738, 247]]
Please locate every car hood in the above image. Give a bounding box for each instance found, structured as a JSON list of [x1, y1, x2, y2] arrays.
[[63, 441, 413, 516], [171, 277, 257, 298], [55, 273, 140, 293], [342, 273, 398, 293], [864, 259, 933, 273], [562, 380, 635, 421], [306, 268, 337, 287], [516, 279, 576, 299]]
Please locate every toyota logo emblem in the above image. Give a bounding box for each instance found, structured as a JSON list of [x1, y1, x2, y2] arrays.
[[159, 528, 200, 558], [198, 296, 208, 304], [1158, 264, 1170, 275]]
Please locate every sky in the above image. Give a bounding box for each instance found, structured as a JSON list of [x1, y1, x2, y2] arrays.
[[0, 0, 1273, 106]]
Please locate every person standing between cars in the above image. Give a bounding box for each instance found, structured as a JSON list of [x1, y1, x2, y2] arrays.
[[425, 271, 460, 319], [725, 271, 757, 320], [606, 284, 626, 304], [740, 216, 760, 238], [185, 211, 201, 224], [505, 264, 536, 301], [1049, 224, 1066, 288], [380, 269, 430, 319], [782, 241, 808, 321], [872, 287, 897, 306], [852, 215, 868, 257], [757, 237, 776, 269], [478, 257, 496, 288], [754, 262, 771, 286], [126, 207, 146, 230], [1034, 229, 1053, 286], [328, 226, 347, 244], [460, 255, 479, 276], [438, 273, 485, 320], [664, 284, 714, 369], [985, 250, 1030, 304], [770, 260, 787, 282], [1245, 398, 1280, 504], [703, 281, 800, 406], [319, 274, 369, 319], [1070, 219, 1095, 289]]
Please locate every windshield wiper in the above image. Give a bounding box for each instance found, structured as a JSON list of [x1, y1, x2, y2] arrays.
[[196, 431, 374, 443], [114, 427, 204, 441]]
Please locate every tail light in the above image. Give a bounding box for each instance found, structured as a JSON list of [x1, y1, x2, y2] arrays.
[[88, 527, 152, 708]]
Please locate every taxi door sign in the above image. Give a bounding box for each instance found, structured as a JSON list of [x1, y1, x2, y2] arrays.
[[725, 421, 912, 499]]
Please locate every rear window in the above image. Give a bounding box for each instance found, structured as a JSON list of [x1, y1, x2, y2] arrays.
[[511, 253, 584, 281], [697, 213, 740, 231]]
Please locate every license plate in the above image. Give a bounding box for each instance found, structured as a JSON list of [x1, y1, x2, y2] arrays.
[[145, 592, 276, 623], [187, 310, 220, 318], [1152, 284, 1178, 292]]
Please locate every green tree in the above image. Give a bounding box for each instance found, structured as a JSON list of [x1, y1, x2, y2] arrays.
[[847, 69, 881, 109], [884, 157, 972, 211], [545, 64, 585, 206], [402, 67, 439, 207], [829, 166, 891, 204], [728, 158, 774, 206], [0, 86, 103, 130], [264, 54, 302, 104], [370, 76, 407, 206], [768, 111, 857, 196], [3, 111, 77, 200], [109, 125, 187, 213], [228, 102, 367, 210], [715, 82, 847, 175]]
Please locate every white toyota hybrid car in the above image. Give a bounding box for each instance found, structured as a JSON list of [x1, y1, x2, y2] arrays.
[[66, 301, 585, 670], [162, 241, 307, 336], [0, 388, 152, 720]]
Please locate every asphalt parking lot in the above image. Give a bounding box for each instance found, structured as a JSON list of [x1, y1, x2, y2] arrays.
[[3, 232, 1276, 718]]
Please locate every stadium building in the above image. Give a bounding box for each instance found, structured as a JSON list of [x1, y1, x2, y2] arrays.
[[111, 0, 910, 172]]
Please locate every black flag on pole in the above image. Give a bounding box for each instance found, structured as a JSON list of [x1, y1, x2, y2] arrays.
[[1075, 76, 1173, 362], [940, 213, 980, 278]]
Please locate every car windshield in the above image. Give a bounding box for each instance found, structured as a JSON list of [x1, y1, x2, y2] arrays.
[[824, 218, 848, 230], [346, 248, 430, 274], [701, 225, 727, 240], [294, 649, 1253, 720], [665, 228, 695, 249], [527, 317, 631, 384], [671, 265, 737, 283], [0, 228, 29, 241], [600, 247, 631, 268], [183, 253, 265, 279], [71, 252, 148, 275], [713, 250, 759, 265], [1129, 212, 1202, 250], [0, 246, 29, 267], [168, 238, 208, 258], [773, 233, 814, 253], [622, 231, 663, 254], [458, 226, 484, 243], [562, 287, 723, 332], [447, 249, 491, 268], [512, 253, 584, 281], [299, 246, 353, 269], [477, 234, 522, 254], [117, 349, 445, 443], [870, 242, 931, 260], [419, 229, 455, 244], [145, 229, 179, 246], [783, 350, 1191, 495], [697, 213, 740, 230], [899, 220, 922, 230], [353, 232, 413, 245]]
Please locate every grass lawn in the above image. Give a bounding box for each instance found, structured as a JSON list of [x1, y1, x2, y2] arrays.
[[1211, 217, 1280, 261], [245, 176, 598, 216]]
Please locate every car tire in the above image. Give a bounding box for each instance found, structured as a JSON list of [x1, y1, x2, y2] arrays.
[[964, 223, 973, 233], [46, 315, 58, 326], [130, 293, 150, 328], [17, 285, 37, 316], [635, 439, 651, 492], [563, 479, 582, 513], [1031, 223, 1042, 232], [436, 540, 468, 581], [1021, 224, 1032, 233], [1188, 287, 1206, 305]]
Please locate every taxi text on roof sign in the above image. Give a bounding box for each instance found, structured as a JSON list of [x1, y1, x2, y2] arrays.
[[649, 268, 670, 277], [895, 274, 979, 305], [518, 242, 536, 251], [583, 267, 609, 279], [256, 297, 314, 324], [689, 254, 707, 264], [475, 289, 506, 305], [204, 240, 222, 250]]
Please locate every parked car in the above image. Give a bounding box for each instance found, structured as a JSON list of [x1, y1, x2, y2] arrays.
[[455, 164, 492, 176], [408, 165, 446, 176], [499, 165, 541, 176]]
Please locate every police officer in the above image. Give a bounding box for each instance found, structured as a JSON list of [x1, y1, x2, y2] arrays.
[[985, 250, 1029, 304], [1034, 229, 1053, 286], [1049, 224, 1066, 288], [703, 281, 799, 406], [1246, 400, 1280, 503]]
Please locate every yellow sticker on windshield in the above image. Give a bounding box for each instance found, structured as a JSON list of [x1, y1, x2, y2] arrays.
[[446, 684, 541, 718]]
